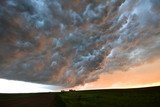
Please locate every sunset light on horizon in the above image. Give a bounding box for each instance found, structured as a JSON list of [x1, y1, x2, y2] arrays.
[[70, 59, 160, 90], [0, 59, 159, 93]]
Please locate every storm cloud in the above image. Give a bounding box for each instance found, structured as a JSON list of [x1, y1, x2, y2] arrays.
[[0, 0, 160, 87]]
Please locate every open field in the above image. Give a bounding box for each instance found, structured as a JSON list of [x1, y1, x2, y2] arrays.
[[0, 86, 160, 107]]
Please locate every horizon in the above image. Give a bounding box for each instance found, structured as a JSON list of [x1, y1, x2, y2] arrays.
[[1, 58, 160, 93], [0, 78, 160, 93]]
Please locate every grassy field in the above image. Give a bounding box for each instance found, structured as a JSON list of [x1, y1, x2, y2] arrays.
[[0, 86, 160, 107]]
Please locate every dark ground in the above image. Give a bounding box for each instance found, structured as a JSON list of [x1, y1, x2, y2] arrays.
[[0, 86, 160, 107]]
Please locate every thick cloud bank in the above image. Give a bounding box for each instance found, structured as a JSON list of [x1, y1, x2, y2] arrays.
[[0, 0, 160, 87]]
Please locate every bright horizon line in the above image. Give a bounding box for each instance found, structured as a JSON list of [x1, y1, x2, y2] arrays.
[[70, 82, 160, 91], [0, 78, 159, 93]]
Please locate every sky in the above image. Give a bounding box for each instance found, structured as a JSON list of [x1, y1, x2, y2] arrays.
[[0, 79, 60, 93], [0, 0, 160, 93], [0, 59, 159, 93], [73, 59, 160, 90]]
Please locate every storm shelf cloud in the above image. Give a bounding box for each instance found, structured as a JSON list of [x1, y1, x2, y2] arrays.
[[0, 0, 160, 87]]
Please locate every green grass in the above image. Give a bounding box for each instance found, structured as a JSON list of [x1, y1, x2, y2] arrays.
[[59, 86, 160, 107], [0, 86, 160, 107]]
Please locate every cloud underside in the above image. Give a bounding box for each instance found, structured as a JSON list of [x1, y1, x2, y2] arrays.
[[0, 0, 160, 87]]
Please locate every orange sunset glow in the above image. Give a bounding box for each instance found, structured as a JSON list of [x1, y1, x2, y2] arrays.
[[74, 59, 160, 90]]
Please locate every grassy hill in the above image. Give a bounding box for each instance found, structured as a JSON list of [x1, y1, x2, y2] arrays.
[[0, 86, 160, 107]]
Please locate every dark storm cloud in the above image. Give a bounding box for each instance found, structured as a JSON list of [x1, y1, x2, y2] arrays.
[[0, 0, 160, 87]]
